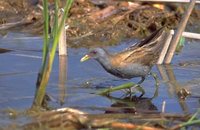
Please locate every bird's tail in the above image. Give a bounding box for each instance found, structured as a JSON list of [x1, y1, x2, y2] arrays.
[[142, 27, 168, 54], [127, 27, 168, 54], [139, 27, 165, 46]]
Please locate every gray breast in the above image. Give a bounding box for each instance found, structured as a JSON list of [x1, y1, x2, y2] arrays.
[[96, 53, 151, 79], [105, 63, 151, 79]]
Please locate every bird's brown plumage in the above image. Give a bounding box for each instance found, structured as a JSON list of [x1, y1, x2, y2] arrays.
[[110, 27, 167, 67], [81, 27, 168, 79]]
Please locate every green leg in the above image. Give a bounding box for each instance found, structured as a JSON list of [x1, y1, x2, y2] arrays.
[[129, 77, 146, 97], [97, 74, 158, 97], [149, 72, 159, 99], [135, 84, 145, 97], [129, 73, 159, 98]]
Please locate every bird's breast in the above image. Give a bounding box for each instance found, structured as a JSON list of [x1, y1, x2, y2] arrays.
[[97, 56, 151, 79], [106, 63, 151, 79]]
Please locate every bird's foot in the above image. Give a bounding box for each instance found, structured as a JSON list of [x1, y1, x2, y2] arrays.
[[124, 84, 145, 97], [134, 84, 145, 97]]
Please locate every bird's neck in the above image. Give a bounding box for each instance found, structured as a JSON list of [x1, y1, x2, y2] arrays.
[[96, 53, 112, 70]]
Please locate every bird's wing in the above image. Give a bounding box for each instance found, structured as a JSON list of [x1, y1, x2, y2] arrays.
[[116, 47, 157, 66], [126, 26, 165, 51], [110, 27, 166, 67], [118, 27, 166, 66]]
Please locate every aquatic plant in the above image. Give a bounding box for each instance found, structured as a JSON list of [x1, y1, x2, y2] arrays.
[[32, 0, 73, 109]]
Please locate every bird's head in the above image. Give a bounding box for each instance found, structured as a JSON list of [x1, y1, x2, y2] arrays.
[[80, 48, 107, 62]]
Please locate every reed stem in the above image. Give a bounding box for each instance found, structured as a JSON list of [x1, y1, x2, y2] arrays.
[[32, 0, 73, 108]]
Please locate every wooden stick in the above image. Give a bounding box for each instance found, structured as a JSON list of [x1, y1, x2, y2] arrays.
[[111, 122, 164, 130], [157, 30, 200, 64], [157, 31, 173, 64], [171, 30, 200, 40], [136, 0, 200, 4], [58, 10, 67, 56], [164, 0, 196, 64]]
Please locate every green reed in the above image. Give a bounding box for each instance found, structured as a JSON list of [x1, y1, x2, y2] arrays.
[[171, 109, 200, 130], [32, 0, 73, 108]]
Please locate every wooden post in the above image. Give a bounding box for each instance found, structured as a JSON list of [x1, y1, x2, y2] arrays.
[[58, 10, 67, 56], [58, 9, 67, 105], [164, 0, 196, 64], [171, 30, 200, 40], [157, 31, 173, 64]]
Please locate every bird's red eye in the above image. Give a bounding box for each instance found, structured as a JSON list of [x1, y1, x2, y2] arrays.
[[91, 50, 97, 54]]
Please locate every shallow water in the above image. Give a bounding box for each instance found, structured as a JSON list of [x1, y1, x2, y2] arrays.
[[0, 32, 200, 127]]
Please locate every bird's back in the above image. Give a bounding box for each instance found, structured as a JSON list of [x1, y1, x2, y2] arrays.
[[115, 27, 167, 66]]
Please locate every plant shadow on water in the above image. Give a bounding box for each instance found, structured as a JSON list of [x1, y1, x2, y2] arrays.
[[0, 33, 200, 129]]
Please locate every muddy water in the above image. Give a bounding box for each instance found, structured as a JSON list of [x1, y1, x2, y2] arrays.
[[0, 32, 200, 127]]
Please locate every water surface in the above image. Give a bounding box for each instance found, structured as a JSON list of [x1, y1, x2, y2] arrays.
[[0, 32, 199, 127]]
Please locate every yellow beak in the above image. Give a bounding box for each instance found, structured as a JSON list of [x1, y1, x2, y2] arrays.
[[80, 54, 90, 62]]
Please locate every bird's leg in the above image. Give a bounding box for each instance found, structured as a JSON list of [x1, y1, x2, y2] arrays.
[[149, 72, 159, 87], [128, 77, 145, 97], [149, 72, 159, 99], [137, 76, 145, 84], [136, 77, 145, 97]]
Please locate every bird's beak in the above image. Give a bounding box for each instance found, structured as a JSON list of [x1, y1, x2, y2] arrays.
[[80, 54, 90, 62]]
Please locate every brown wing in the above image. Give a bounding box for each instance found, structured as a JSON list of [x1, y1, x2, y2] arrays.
[[113, 47, 157, 66], [126, 26, 165, 51], [122, 27, 166, 65], [110, 27, 166, 67]]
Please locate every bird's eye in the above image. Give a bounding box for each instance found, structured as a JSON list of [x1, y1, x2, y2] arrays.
[[91, 50, 97, 54]]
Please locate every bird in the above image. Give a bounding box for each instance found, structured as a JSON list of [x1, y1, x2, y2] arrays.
[[80, 27, 167, 86]]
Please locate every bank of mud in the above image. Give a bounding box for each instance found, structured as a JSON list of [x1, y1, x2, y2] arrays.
[[0, 0, 200, 48]]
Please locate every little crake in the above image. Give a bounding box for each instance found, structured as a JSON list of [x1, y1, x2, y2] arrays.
[[81, 27, 167, 84]]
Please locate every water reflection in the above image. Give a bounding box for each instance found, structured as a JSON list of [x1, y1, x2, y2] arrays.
[[105, 95, 157, 114], [98, 64, 198, 115], [58, 56, 67, 106], [0, 48, 11, 54], [157, 64, 190, 114]]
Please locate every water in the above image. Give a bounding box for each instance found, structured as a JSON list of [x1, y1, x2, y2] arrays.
[[0, 32, 200, 127]]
